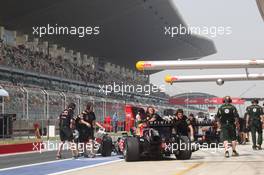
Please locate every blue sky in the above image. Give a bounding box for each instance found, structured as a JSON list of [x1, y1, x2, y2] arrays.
[[151, 0, 264, 98]]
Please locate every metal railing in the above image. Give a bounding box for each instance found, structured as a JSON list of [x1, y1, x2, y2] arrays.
[[0, 84, 128, 139], [0, 84, 202, 140]]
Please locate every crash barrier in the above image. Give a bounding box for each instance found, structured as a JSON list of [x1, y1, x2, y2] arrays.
[[0, 142, 43, 154]]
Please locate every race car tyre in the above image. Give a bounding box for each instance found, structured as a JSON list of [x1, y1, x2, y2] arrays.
[[175, 136, 192, 160], [101, 135, 113, 157], [124, 137, 140, 161]]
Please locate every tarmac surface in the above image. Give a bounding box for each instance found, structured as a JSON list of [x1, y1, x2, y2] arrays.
[[0, 144, 263, 175]]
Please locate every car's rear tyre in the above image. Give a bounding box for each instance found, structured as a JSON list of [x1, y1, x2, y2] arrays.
[[101, 135, 113, 157], [175, 136, 192, 160], [124, 137, 140, 161]]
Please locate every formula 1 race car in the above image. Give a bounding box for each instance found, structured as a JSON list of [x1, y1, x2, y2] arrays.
[[94, 128, 113, 157], [122, 120, 196, 161], [193, 121, 220, 145], [73, 128, 113, 157]]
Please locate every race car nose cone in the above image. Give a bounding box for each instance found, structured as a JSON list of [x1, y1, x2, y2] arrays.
[[136, 61, 145, 71]]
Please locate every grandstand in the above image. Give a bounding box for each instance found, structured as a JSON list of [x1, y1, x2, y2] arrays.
[[0, 27, 174, 137], [0, 1, 216, 69], [0, 0, 216, 137], [0, 27, 150, 87]]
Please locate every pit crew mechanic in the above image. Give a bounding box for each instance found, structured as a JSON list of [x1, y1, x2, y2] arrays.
[[145, 106, 163, 122], [77, 102, 104, 158], [243, 112, 250, 143], [188, 113, 198, 138], [136, 107, 194, 142], [216, 96, 239, 158], [135, 106, 162, 135], [174, 109, 194, 142], [56, 103, 79, 159], [237, 116, 246, 144], [135, 106, 162, 126], [135, 108, 146, 136], [246, 99, 263, 150]]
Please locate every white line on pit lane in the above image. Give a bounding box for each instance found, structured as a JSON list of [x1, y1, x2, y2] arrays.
[[76, 157, 119, 161], [0, 158, 72, 172], [48, 159, 123, 175], [0, 150, 51, 157], [0, 154, 121, 172]]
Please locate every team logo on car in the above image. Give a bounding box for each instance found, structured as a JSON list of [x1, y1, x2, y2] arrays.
[[253, 108, 257, 112], [224, 109, 230, 114]]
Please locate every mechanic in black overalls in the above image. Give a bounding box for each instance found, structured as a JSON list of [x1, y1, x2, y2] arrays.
[[174, 109, 194, 142], [56, 103, 78, 159], [145, 106, 162, 122], [188, 113, 198, 138], [78, 103, 104, 157], [144, 106, 165, 141]]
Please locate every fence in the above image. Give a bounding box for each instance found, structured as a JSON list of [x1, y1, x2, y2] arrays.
[[0, 85, 202, 139], [0, 84, 127, 139]]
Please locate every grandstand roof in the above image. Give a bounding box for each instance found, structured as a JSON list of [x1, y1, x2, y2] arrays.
[[0, 0, 216, 70], [172, 92, 217, 98]]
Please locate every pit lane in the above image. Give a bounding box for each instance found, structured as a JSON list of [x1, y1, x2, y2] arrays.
[[0, 145, 263, 175]]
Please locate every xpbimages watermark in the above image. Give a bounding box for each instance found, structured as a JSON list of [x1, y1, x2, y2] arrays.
[[164, 142, 226, 154], [32, 24, 100, 38], [98, 82, 166, 96], [32, 141, 100, 153], [164, 24, 232, 38]]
